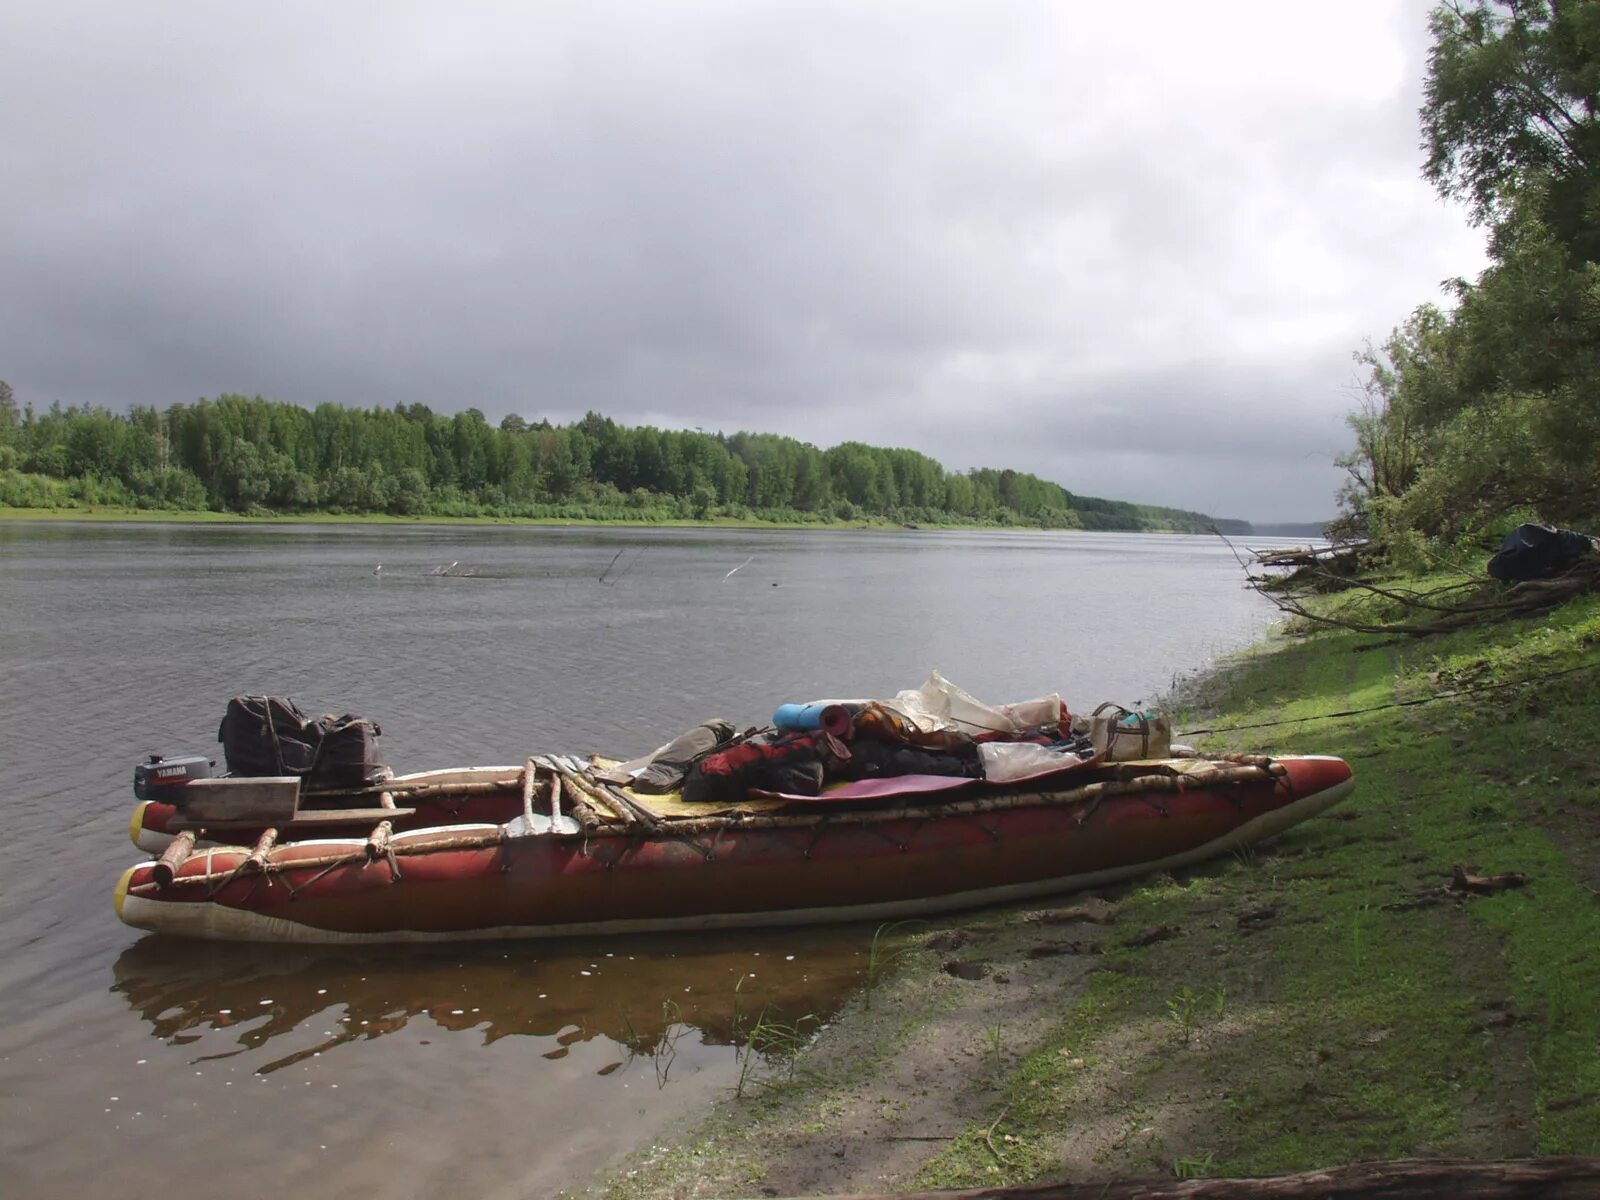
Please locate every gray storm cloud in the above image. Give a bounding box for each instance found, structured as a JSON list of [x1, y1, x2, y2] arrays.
[[0, 1, 1484, 521]]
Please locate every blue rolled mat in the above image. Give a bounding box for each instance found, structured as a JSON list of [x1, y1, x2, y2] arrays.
[[773, 702, 853, 737]]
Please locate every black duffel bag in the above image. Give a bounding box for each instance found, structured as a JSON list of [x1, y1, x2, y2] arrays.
[[308, 714, 386, 790], [218, 697, 387, 789], [218, 696, 321, 777], [1486, 523, 1596, 583]]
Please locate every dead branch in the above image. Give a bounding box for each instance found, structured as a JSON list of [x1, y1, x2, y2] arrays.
[[1246, 558, 1600, 638], [982, 1104, 1011, 1163], [1452, 864, 1529, 894], [770, 1154, 1600, 1199], [1262, 569, 1505, 615]]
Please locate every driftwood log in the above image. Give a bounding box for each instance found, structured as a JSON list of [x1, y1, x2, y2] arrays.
[[766, 1156, 1600, 1200]]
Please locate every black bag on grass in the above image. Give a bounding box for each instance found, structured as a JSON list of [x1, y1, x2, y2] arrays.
[[1486, 524, 1595, 583]]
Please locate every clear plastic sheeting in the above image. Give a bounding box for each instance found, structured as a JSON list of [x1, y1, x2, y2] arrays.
[[883, 670, 1064, 738], [977, 740, 1089, 784]]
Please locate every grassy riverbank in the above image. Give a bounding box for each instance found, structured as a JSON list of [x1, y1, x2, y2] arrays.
[[588, 578, 1600, 1198]]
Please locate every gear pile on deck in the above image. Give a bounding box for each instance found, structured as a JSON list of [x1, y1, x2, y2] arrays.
[[116, 674, 1355, 944]]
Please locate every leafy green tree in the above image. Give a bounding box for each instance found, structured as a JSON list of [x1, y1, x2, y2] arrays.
[[220, 438, 270, 510], [543, 436, 580, 499], [266, 454, 318, 510], [0, 388, 1235, 529], [388, 467, 430, 514], [1335, 315, 1441, 518], [0, 380, 17, 441], [1333, 3, 1600, 548], [324, 465, 375, 511], [1423, 0, 1600, 257]]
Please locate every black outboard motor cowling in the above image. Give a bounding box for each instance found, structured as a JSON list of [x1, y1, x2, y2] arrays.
[[134, 753, 214, 801]]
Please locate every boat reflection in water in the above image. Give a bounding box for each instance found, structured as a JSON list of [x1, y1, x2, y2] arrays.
[[111, 926, 873, 1077]]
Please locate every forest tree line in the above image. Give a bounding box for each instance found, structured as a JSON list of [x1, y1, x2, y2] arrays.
[[1337, 1, 1600, 558], [0, 386, 1244, 533]]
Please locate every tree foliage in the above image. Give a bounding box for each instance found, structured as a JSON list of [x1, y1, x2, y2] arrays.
[[0, 390, 1243, 532], [1340, 3, 1600, 557], [1423, 0, 1600, 257]]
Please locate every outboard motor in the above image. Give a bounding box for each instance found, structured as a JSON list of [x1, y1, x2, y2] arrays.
[[133, 753, 214, 802]]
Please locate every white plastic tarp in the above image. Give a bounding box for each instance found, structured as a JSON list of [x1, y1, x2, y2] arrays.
[[881, 670, 1063, 737]]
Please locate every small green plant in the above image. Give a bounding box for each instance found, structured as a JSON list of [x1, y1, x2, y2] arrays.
[[734, 1005, 815, 1099], [864, 920, 923, 1009], [654, 1000, 685, 1088], [617, 1000, 685, 1088], [1173, 1151, 1216, 1179], [1166, 986, 1200, 1046], [985, 1020, 1005, 1084], [732, 971, 751, 1032], [1349, 902, 1372, 973]]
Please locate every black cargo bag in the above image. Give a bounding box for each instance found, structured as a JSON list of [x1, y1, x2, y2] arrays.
[[218, 698, 386, 788], [1486, 523, 1595, 583], [308, 714, 386, 789], [218, 696, 321, 777]]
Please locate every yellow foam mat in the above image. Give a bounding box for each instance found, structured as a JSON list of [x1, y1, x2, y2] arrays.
[[589, 758, 789, 818]]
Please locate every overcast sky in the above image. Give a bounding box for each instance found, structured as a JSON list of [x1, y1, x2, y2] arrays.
[[0, 1, 1486, 522]]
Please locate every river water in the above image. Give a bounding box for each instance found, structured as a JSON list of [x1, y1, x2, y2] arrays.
[[0, 521, 1288, 1198]]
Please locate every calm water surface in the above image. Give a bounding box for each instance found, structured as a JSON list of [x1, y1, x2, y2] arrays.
[[0, 522, 1289, 1198]]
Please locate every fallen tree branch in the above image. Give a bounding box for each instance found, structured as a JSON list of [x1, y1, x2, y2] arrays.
[[1452, 865, 1529, 894], [1258, 569, 1506, 615], [1246, 560, 1600, 638], [766, 1155, 1600, 1199], [982, 1104, 1011, 1163]]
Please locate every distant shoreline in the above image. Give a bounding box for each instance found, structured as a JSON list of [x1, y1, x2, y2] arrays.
[[0, 505, 1245, 535], [0, 504, 850, 530]]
